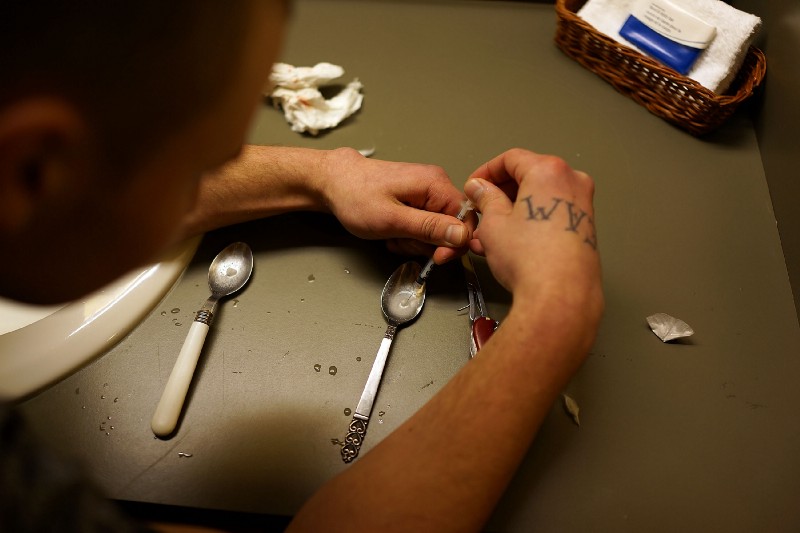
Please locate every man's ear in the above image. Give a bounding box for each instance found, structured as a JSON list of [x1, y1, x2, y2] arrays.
[[0, 97, 91, 235]]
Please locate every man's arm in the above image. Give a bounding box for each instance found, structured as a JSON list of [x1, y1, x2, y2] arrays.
[[178, 144, 473, 261], [287, 149, 603, 532]]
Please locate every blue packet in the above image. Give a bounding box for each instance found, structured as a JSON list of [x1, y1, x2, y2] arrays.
[[619, 0, 716, 75]]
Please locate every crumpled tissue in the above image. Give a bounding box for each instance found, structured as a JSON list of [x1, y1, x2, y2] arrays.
[[268, 62, 363, 135]]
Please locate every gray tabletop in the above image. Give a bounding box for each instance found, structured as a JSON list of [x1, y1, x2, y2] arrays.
[[19, 1, 800, 531]]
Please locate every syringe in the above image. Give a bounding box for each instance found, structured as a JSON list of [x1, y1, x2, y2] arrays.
[[413, 199, 474, 287]]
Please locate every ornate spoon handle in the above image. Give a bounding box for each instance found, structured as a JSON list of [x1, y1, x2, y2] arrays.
[[341, 415, 369, 463], [341, 323, 397, 463]]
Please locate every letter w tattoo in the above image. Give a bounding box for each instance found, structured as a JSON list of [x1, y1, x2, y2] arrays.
[[522, 196, 561, 221]]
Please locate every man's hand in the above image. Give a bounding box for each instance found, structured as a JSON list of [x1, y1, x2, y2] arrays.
[[465, 148, 603, 353], [183, 145, 473, 264], [465, 148, 600, 290], [318, 148, 474, 263]]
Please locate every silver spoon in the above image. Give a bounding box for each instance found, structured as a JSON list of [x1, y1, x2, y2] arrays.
[[151, 242, 254, 438], [341, 261, 426, 463]]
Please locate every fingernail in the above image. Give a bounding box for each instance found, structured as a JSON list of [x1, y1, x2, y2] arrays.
[[444, 224, 466, 247], [464, 179, 485, 201]]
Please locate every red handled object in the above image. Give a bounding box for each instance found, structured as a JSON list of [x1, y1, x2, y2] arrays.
[[461, 255, 499, 358], [472, 316, 498, 353]]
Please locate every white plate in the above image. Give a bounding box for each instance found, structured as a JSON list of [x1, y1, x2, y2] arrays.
[[0, 237, 200, 401]]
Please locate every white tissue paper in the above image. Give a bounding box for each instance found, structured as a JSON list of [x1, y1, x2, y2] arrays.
[[577, 0, 761, 94], [268, 62, 364, 135]]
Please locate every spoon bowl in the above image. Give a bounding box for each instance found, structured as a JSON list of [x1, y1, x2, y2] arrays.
[[208, 243, 253, 298], [381, 261, 425, 325]]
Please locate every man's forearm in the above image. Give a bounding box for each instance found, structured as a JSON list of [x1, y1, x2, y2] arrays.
[[288, 295, 597, 532], [179, 145, 330, 238]]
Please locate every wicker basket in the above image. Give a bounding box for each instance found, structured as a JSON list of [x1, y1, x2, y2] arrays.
[[554, 0, 766, 135]]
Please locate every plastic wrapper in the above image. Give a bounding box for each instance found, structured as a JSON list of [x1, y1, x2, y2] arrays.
[[647, 312, 694, 342]]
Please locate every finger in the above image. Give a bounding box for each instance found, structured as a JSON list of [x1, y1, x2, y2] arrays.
[[471, 149, 583, 204], [464, 177, 513, 218], [460, 209, 479, 232], [468, 238, 486, 256], [432, 244, 468, 265], [385, 168, 465, 218], [386, 205, 471, 248], [468, 154, 514, 187], [467, 148, 535, 188]]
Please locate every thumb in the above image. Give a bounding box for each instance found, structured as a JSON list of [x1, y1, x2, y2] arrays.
[[464, 178, 512, 216], [393, 207, 470, 247]]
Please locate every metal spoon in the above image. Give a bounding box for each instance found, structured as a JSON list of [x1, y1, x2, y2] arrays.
[[341, 261, 426, 463], [151, 242, 253, 438]]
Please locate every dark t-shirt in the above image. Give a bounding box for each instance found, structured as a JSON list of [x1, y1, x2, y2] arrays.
[[0, 405, 151, 532]]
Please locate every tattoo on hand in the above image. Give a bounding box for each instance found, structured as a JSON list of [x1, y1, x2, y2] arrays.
[[521, 196, 597, 250]]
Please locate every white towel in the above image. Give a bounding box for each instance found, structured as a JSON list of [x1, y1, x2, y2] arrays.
[[577, 0, 761, 94]]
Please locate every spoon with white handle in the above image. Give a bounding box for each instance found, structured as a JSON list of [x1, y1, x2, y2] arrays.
[[341, 261, 425, 462], [151, 242, 253, 438]]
